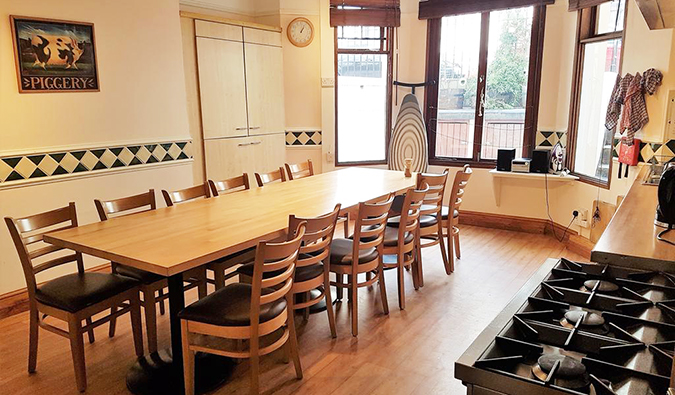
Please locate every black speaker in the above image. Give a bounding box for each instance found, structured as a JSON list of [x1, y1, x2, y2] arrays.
[[497, 149, 516, 171], [531, 149, 550, 173]]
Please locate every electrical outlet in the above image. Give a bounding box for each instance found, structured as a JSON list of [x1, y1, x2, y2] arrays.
[[321, 78, 335, 88], [326, 151, 334, 162], [575, 208, 590, 228]]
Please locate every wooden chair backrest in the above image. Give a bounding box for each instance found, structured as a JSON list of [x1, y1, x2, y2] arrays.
[[250, 222, 306, 322], [288, 204, 341, 270], [417, 169, 449, 218], [398, 184, 430, 240], [449, 165, 472, 213], [4, 202, 84, 299], [208, 173, 250, 197], [285, 160, 314, 181], [352, 194, 395, 261], [95, 189, 156, 221], [162, 183, 210, 206], [254, 167, 286, 187]]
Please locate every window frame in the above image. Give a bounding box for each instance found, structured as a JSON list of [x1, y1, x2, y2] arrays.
[[334, 26, 394, 167], [424, 5, 547, 168], [566, 1, 628, 188]]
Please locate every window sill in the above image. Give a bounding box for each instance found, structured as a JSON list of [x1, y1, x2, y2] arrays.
[[489, 169, 578, 207], [429, 158, 497, 169]]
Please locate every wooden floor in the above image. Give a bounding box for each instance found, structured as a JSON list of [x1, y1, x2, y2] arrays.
[[0, 225, 586, 394]]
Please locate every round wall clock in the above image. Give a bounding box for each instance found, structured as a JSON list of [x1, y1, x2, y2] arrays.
[[287, 17, 314, 47]]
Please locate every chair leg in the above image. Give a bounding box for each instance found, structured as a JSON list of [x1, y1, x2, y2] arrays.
[[437, 223, 452, 275], [335, 274, 344, 300], [351, 277, 358, 337], [67, 315, 87, 393], [158, 288, 166, 315], [378, 267, 389, 315], [454, 229, 461, 259], [181, 320, 195, 395], [85, 318, 95, 344], [447, 228, 455, 273], [144, 289, 159, 354], [28, 307, 39, 373], [343, 212, 350, 238], [303, 292, 310, 321], [196, 270, 208, 299], [108, 305, 117, 338], [213, 265, 226, 291], [129, 292, 144, 357], [324, 275, 337, 338], [250, 333, 260, 395], [397, 252, 405, 310], [416, 233, 424, 287], [286, 305, 303, 379]]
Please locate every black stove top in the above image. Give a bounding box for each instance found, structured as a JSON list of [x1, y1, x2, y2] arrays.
[[455, 258, 675, 395]]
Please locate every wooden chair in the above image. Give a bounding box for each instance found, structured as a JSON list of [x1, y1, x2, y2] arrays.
[[254, 167, 286, 187], [208, 173, 250, 197], [5, 203, 144, 392], [285, 160, 350, 238], [389, 170, 450, 285], [95, 190, 207, 353], [161, 182, 211, 206], [206, 173, 256, 290], [284, 160, 314, 181], [179, 222, 307, 395], [237, 205, 341, 337], [382, 184, 428, 310], [330, 195, 394, 336], [441, 165, 473, 272]]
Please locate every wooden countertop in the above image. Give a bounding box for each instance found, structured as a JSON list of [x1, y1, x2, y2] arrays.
[[591, 166, 675, 271]]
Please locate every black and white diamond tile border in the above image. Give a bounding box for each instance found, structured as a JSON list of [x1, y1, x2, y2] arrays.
[[535, 130, 567, 149], [285, 130, 322, 146], [0, 141, 193, 185], [612, 138, 675, 164]]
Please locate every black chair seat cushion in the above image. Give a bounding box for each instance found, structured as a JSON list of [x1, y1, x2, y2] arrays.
[[383, 226, 414, 247], [388, 215, 438, 228], [178, 283, 286, 327], [115, 265, 165, 284], [329, 238, 378, 266], [236, 261, 324, 283], [35, 273, 139, 313]]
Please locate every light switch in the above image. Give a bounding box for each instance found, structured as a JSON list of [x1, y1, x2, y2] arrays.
[[322, 78, 335, 87]]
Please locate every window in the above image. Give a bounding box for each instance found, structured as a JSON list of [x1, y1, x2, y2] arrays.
[[335, 26, 393, 165], [568, 0, 626, 187], [425, 6, 545, 166]]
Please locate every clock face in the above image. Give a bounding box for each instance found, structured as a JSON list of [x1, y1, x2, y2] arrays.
[[289, 18, 313, 47]]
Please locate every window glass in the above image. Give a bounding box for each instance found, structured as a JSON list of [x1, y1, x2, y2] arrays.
[[596, 0, 625, 35], [573, 39, 622, 181]]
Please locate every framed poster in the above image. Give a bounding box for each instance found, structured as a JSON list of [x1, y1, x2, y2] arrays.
[[10, 16, 99, 93]]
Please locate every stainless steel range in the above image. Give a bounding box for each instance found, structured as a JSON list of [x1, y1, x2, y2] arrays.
[[455, 258, 675, 395]]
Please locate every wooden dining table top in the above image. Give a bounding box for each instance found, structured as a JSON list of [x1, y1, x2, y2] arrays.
[[44, 168, 416, 277]]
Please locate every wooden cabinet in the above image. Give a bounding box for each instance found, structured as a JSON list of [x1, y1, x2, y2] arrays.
[[193, 18, 285, 181], [196, 37, 248, 139], [245, 43, 285, 136]]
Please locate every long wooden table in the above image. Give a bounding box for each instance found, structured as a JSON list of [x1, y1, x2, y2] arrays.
[[44, 167, 416, 394]]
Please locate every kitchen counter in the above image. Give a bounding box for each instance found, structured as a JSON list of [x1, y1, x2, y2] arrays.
[[592, 166, 675, 271]]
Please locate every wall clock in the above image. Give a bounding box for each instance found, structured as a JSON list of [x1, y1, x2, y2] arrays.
[[287, 17, 314, 47]]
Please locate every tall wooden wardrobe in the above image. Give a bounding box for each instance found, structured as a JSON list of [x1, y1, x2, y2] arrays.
[[192, 18, 285, 182]]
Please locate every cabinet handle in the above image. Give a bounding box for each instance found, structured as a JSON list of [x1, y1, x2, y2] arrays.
[[250, 141, 261, 145], [249, 126, 261, 130], [238, 142, 251, 147], [235, 127, 249, 131]]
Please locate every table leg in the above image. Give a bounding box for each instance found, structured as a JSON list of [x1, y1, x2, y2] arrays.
[[126, 274, 234, 395]]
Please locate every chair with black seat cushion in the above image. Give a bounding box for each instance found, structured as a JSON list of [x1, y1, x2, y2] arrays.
[[5, 203, 144, 392], [237, 204, 341, 337], [330, 195, 394, 337], [382, 184, 428, 310], [206, 174, 256, 289], [442, 165, 472, 272], [179, 222, 307, 395], [389, 169, 450, 284], [254, 167, 286, 187], [95, 190, 208, 354]]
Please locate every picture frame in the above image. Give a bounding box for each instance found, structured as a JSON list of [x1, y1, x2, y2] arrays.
[[10, 15, 100, 93]]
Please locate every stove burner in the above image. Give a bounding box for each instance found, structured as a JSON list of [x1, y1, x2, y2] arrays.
[[560, 310, 605, 329], [531, 354, 590, 391], [583, 279, 619, 292]]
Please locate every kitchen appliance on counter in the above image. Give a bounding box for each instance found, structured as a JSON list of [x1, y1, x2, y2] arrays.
[[455, 257, 675, 395], [512, 158, 531, 173]]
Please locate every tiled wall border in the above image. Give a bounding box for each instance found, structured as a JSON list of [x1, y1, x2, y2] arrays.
[[535, 130, 567, 149], [612, 138, 675, 164], [0, 140, 193, 187], [285, 130, 322, 146]]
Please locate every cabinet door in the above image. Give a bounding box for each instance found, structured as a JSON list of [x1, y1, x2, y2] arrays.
[[244, 43, 285, 136], [204, 137, 254, 181], [197, 37, 249, 139], [249, 134, 285, 174]]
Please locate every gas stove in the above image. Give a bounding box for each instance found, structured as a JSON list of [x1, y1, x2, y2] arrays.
[[455, 258, 675, 395]]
